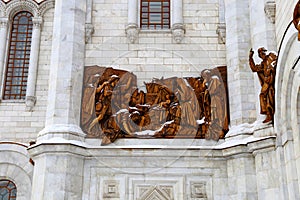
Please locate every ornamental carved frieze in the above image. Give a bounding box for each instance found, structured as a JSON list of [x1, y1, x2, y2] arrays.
[[0, 0, 47, 3], [0, 0, 54, 18], [81, 66, 229, 145]]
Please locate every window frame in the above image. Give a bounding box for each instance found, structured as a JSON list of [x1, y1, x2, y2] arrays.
[[140, 0, 171, 30], [2, 11, 33, 100]]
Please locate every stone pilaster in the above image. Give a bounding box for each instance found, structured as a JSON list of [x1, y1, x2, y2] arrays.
[[38, 0, 86, 141], [226, 155, 258, 199], [26, 17, 43, 111], [30, 0, 87, 199], [0, 17, 8, 95], [224, 0, 256, 125]]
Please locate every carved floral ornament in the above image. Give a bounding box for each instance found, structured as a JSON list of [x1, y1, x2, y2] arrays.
[[81, 66, 229, 145], [0, 0, 54, 18]]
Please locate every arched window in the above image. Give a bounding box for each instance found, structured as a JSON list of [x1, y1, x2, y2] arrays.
[[3, 11, 33, 100], [0, 180, 17, 200]]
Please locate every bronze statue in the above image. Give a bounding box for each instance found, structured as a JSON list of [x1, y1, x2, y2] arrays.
[[81, 66, 229, 144], [249, 47, 277, 123], [293, 0, 300, 41]]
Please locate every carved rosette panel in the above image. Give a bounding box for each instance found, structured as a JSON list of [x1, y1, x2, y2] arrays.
[[103, 180, 120, 199], [190, 182, 207, 199], [81, 66, 229, 144]]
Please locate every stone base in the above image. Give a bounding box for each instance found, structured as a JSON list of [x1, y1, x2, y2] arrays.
[[226, 120, 275, 141], [37, 124, 85, 142]]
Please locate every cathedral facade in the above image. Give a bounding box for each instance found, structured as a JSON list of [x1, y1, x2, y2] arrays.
[[0, 0, 299, 199]]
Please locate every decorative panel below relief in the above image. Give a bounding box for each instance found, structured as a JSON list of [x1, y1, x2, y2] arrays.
[[87, 169, 213, 200]]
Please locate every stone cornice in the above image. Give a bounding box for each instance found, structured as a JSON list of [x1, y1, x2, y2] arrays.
[[28, 136, 277, 160]]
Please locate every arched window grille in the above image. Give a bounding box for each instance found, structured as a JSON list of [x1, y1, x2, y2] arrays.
[[3, 11, 33, 100], [0, 180, 17, 200]]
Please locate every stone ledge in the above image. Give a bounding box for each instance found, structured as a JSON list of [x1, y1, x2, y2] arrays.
[[28, 135, 276, 159]]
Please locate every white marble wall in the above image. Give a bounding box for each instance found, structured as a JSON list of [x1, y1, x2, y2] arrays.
[[0, 6, 54, 143], [85, 0, 226, 87], [224, 0, 256, 125]]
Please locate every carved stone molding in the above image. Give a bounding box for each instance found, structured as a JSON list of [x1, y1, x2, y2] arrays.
[[136, 185, 174, 200], [5, 0, 39, 18], [85, 23, 94, 43], [25, 96, 36, 112], [38, 0, 55, 17], [264, 1, 276, 24], [216, 23, 226, 44], [0, 16, 8, 28], [171, 23, 185, 43], [0, 1, 5, 16], [125, 23, 139, 43], [32, 16, 42, 29], [1, 0, 55, 18]]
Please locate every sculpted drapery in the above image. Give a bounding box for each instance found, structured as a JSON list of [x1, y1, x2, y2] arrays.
[[81, 66, 229, 145]]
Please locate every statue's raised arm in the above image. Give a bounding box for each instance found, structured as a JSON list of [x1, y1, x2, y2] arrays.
[[249, 48, 261, 72]]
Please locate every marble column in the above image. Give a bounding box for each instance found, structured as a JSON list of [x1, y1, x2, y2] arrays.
[[26, 17, 42, 111], [126, 0, 139, 43], [224, 0, 256, 126], [38, 0, 87, 141], [29, 0, 87, 199], [171, 0, 185, 43], [0, 17, 8, 94]]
